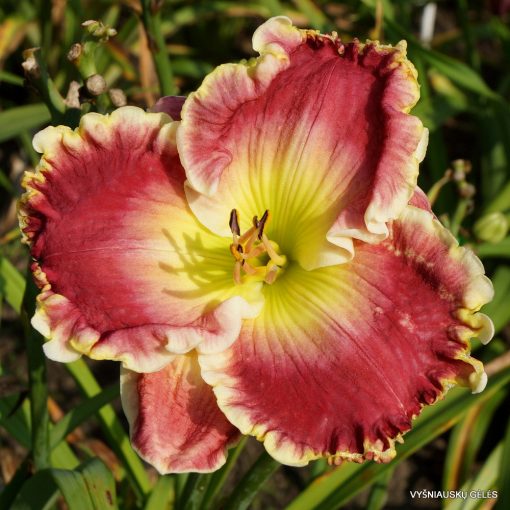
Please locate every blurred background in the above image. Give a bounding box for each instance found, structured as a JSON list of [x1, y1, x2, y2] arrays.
[[1, 1, 510, 509]]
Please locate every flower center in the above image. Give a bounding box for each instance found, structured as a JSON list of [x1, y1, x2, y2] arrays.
[[229, 209, 287, 285]]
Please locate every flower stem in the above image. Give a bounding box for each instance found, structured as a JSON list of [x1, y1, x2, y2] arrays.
[[141, 0, 177, 96], [450, 197, 470, 238], [24, 49, 66, 124], [21, 272, 50, 471], [223, 450, 279, 510]]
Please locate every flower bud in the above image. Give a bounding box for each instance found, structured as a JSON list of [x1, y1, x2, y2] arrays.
[[109, 88, 127, 107], [458, 182, 476, 199], [452, 159, 472, 183], [67, 43, 82, 63], [22, 47, 41, 79], [474, 212, 509, 243], [85, 74, 107, 96]]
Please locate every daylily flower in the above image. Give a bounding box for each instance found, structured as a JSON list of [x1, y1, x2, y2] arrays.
[[19, 17, 494, 473]]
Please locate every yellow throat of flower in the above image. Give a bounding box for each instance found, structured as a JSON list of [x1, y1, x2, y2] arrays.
[[229, 209, 287, 285]]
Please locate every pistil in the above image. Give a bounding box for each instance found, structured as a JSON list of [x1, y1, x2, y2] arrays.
[[229, 209, 287, 285]]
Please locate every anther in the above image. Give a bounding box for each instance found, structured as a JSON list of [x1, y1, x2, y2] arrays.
[[229, 209, 241, 236], [257, 210, 269, 240]]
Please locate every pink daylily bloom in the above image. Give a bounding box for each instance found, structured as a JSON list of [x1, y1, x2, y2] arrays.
[[19, 17, 494, 472]]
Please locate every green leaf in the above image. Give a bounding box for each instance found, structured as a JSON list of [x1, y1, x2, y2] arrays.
[[144, 475, 175, 510], [292, 0, 330, 29], [0, 69, 24, 86], [486, 180, 510, 214], [12, 459, 117, 510], [0, 456, 31, 510], [286, 365, 510, 510], [22, 275, 50, 471], [443, 389, 506, 491], [50, 469, 96, 510], [78, 458, 118, 509], [477, 237, 510, 259], [11, 469, 60, 510], [200, 437, 247, 510], [496, 415, 510, 509], [366, 467, 394, 510], [0, 104, 51, 143], [0, 168, 15, 195], [223, 450, 280, 510], [480, 266, 510, 333], [446, 443, 501, 510], [66, 359, 151, 500], [50, 383, 119, 449], [0, 394, 31, 448], [386, 19, 500, 101], [0, 255, 26, 314]]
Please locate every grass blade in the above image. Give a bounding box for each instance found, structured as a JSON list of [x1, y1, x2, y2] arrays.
[[0, 255, 26, 314], [200, 437, 248, 510], [66, 359, 151, 500], [223, 450, 280, 510], [50, 383, 119, 448], [0, 104, 51, 143], [144, 475, 175, 510], [495, 415, 510, 509]]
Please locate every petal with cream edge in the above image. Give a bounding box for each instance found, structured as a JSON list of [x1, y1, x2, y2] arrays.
[[199, 205, 494, 466], [121, 352, 239, 473], [179, 16, 428, 270], [19, 106, 263, 373]]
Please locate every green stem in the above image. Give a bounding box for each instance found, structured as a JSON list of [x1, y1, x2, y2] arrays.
[[141, 0, 176, 96], [28, 50, 66, 124], [450, 198, 470, 238], [38, 0, 53, 60], [223, 450, 279, 510], [22, 273, 50, 471]]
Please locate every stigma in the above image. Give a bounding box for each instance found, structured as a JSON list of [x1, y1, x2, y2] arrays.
[[229, 209, 287, 285]]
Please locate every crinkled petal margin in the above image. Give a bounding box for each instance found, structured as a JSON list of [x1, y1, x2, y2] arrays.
[[19, 106, 263, 372], [179, 16, 428, 270], [199, 205, 493, 467]]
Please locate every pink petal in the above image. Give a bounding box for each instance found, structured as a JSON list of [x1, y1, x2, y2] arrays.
[[19, 107, 262, 372], [179, 17, 428, 270], [121, 353, 239, 473], [200, 206, 493, 466], [151, 96, 187, 120]]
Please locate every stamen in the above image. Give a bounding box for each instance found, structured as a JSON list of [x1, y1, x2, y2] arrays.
[[229, 209, 286, 285], [257, 210, 269, 240], [261, 234, 286, 266], [264, 263, 279, 284], [229, 209, 241, 236], [233, 260, 242, 285]]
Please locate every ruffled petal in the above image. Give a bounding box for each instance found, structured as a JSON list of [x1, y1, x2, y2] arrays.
[[199, 206, 493, 466], [179, 16, 427, 270], [121, 353, 239, 473], [19, 107, 263, 372]]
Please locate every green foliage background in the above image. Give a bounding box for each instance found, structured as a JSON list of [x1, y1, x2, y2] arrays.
[[1, 1, 510, 509]]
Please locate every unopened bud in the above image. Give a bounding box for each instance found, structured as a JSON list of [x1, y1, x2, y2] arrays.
[[452, 159, 472, 182], [474, 212, 509, 243], [85, 74, 107, 96], [67, 43, 82, 62], [109, 88, 127, 107], [82, 19, 117, 41], [22, 47, 41, 79], [64, 81, 81, 109], [459, 182, 476, 199]]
